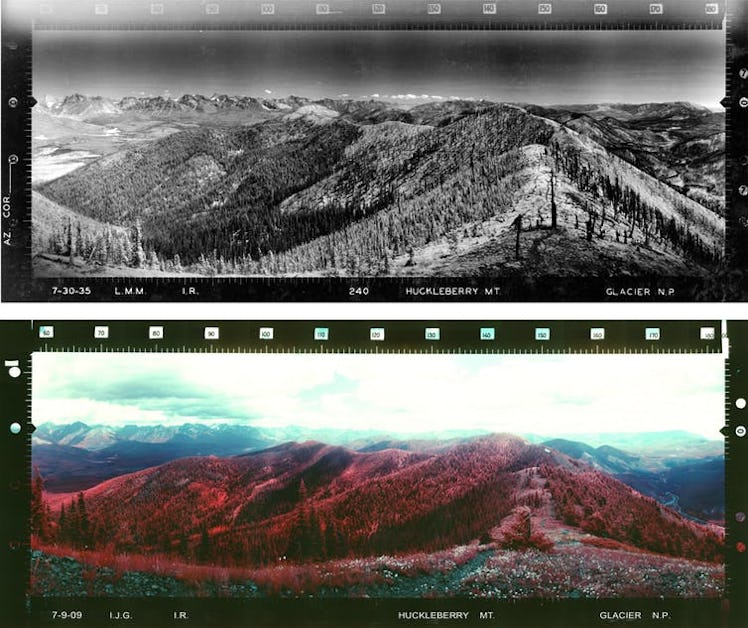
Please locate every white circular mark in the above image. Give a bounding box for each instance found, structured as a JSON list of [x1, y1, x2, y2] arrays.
[[8, 366, 20, 378], [9, 423, 21, 435], [736, 398, 747, 410], [736, 425, 747, 438]]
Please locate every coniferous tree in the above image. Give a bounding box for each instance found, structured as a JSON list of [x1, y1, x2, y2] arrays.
[[179, 532, 190, 559], [550, 169, 557, 229], [75, 222, 83, 256], [58, 504, 67, 544], [513, 214, 522, 259], [30, 470, 49, 541], [197, 526, 210, 563], [67, 498, 79, 546], [133, 220, 146, 268], [77, 492, 90, 548], [66, 217, 74, 263]]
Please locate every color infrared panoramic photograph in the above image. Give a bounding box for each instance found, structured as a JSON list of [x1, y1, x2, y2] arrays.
[[30, 29, 725, 280], [30, 352, 725, 599]]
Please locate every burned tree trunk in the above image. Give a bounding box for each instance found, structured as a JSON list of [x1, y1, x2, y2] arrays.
[[550, 170, 558, 230], [513, 214, 522, 260]]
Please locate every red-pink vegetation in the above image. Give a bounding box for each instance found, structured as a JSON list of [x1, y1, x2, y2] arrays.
[[32, 436, 724, 593], [32, 542, 481, 595], [39, 438, 538, 568], [541, 464, 723, 563], [580, 536, 641, 552], [489, 506, 554, 552]]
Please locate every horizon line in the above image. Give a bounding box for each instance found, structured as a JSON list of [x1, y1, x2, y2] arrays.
[[32, 420, 723, 441], [36, 92, 721, 108]]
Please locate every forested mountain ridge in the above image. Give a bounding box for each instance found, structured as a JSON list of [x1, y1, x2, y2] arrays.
[[526, 102, 724, 213], [36, 434, 723, 568], [31, 423, 725, 522], [33, 98, 724, 277]]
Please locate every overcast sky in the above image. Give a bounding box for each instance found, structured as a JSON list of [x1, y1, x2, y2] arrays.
[[32, 352, 723, 440], [33, 29, 725, 108]]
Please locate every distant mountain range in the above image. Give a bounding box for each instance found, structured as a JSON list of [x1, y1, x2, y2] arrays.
[[32, 95, 724, 278], [40, 93, 491, 121], [34, 420, 269, 451], [32, 422, 724, 523], [43, 92, 295, 121], [537, 436, 723, 522], [40, 93, 720, 128]]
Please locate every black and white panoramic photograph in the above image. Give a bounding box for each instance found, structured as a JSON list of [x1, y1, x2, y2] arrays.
[[31, 30, 725, 279]]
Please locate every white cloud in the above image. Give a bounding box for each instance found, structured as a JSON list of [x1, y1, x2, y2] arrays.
[[264, 89, 272, 94], [385, 94, 445, 102], [32, 353, 724, 439], [34, 397, 172, 427]]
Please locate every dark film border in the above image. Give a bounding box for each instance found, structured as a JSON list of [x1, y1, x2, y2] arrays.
[[0, 320, 744, 627], [0, 322, 33, 628], [21, 276, 748, 303], [728, 0, 748, 273], [1, 13, 32, 300], [726, 320, 748, 624], [3, 0, 732, 30], [0, 1, 743, 302]]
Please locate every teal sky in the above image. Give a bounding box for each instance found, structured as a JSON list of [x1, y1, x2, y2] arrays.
[[32, 352, 724, 440]]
